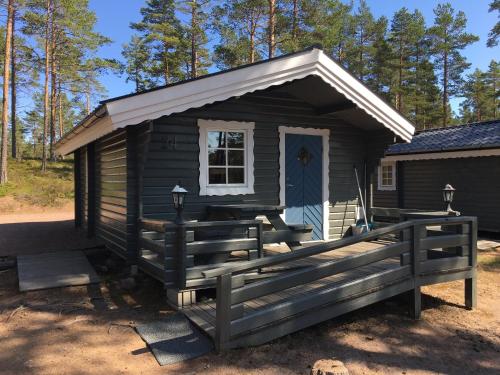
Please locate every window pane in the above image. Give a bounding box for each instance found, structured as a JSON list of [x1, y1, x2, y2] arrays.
[[227, 132, 244, 148], [209, 168, 226, 184], [228, 150, 244, 166], [208, 131, 226, 148], [228, 168, 244, 184], [208, 149, 226, 166]]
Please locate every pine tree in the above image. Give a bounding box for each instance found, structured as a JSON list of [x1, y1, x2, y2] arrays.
[[388, 8, 424, 112], [411, 59, 442, 130], [122, 35, 155, 92], [460, 69, 490, 122], [211, 0, 266, 69], [1, 0, 15, 184], [428, 3, 478, 126], [484, 60, 499, 118], [179, 0, 210, 78], [366, 16, 392, 99], [131, 0, 184, 84], [345, 0, 377, 82], [487, 0, 499, 47]]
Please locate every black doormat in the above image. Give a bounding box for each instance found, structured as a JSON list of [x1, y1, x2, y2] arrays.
[[136, 313, 214, 366]]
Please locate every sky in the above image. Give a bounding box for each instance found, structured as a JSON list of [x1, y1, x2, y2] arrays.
[[86, 1, 500, 111]]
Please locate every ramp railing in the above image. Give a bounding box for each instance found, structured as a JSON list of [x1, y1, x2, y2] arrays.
[[202, 216, 478, 351]]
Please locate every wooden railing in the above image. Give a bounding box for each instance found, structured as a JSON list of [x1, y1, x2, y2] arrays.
[[139, 218, 264, 290], [203, 216, 478, 351]]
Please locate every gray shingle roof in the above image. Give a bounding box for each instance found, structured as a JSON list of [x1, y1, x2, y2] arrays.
[[386, 120, 500, 155]]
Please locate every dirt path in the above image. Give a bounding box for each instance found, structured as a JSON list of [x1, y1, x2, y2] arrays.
[[0, 205, 100, 256]]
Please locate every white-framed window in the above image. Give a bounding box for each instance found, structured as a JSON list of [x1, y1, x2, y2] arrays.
[[198, 119, 255, 196], [378, 160, 396, 191]]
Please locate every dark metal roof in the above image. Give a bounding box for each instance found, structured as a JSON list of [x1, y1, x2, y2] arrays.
[[386, 120, 500, 155]]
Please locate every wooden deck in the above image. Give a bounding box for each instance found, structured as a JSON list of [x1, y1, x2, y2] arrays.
[[138, 216, 478, 351], [183, 240, 398, 338]]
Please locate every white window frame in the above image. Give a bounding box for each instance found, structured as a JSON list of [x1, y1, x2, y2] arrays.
[[378, 160, 396, 191], [198, 119, 255, 196]]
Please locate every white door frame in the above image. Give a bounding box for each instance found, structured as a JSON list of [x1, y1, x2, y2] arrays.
[[278, 126, 330, 241]]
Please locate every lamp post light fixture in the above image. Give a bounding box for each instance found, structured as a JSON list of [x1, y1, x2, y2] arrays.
[[442, 184, 456, 212], [172, 183, 188, 224]]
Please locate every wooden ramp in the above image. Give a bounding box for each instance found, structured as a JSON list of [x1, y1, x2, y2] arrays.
[[17, 250, 100, 292], [182, 216, 478, 351]]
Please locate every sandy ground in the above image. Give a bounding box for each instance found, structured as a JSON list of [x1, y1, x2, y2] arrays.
[[0, 203, 100, 256], [0, 210, 499, 375]]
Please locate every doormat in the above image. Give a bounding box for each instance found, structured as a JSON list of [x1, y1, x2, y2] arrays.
[[136, 313, 214, 366]]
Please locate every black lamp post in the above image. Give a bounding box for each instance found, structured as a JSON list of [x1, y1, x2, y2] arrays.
[[442, 184, 455, 212], [172, 183, 188, 224]]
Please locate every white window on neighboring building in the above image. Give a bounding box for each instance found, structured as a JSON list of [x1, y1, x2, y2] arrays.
[[198, 119, 255, 196], [378, 160, 396, 191]]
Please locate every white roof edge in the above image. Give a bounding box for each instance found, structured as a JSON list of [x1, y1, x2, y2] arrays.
[[383, 148, 500, 162], [56, 48, 415, 155]]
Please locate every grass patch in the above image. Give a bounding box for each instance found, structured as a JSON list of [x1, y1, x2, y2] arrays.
[[0, 158, 73, 207], [478, 253, 500, 271]]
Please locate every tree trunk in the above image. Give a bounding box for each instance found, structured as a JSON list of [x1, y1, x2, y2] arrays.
[[250, 18, 256, 63], [85, 89, 91, 115], [396, 39, 403, 111], [292, 0, 298, 41], [11, 9, 16, 160], [268, 0, 275, 58], [42, 0, 52, 172], [50, 25, 57, 161], [1, 0, 14, 184], [493, 69, 497, 119], [190, 1, 197, 78], [58, 82, 63, 138], [442, 50, 448, 127]]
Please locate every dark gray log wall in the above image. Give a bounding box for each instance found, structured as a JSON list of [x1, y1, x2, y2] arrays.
[[140, 91, 394, 239], [74, 147, 86, 229], [373, 156, 500, 232], [95, 130, 129, 257], [81, 146, 88, 230]]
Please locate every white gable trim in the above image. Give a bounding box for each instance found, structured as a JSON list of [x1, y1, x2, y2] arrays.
[[384, 148, 500, 162], [56, 48, 414, 155]]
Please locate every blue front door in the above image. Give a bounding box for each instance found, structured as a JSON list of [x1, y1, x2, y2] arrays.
[[285, 133, 323, 240]]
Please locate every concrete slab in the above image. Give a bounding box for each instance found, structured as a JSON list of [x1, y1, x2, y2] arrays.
[[17, 250, 100, 292]]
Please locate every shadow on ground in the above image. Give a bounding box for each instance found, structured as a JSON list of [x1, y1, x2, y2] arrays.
[[0, 220, 101, 257]]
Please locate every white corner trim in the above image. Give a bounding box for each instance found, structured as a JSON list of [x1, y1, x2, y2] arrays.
[[279, 126, 330, 241], [377, 160, 396, 191], [383, 148, 500, 162], [198, 119, 255, 196], [56, 48, 415, 155]]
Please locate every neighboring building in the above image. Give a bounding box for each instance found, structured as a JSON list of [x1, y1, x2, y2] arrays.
[[55, 47, 415, 264], [373, 120, 500, 232]]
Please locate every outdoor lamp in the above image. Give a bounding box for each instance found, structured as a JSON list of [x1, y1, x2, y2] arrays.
[[172, 183, 188, 224], [442, 184, 456, 212]]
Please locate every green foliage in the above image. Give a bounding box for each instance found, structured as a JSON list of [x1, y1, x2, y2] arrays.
[[460, 61, 499, 122], [130, 0, 185, 84], [0, 158, 73, 206], [487, 0, 499, 47], [211, 0, 266, 69], [428, 3, 479, 125]]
